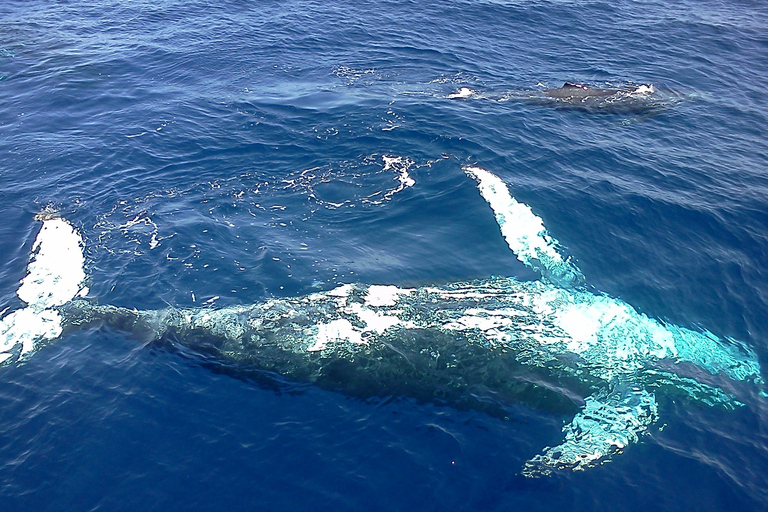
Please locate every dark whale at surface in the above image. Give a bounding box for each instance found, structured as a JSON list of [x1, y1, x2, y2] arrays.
[[543, 82, 633, 99], [448, 81, 672, 114]]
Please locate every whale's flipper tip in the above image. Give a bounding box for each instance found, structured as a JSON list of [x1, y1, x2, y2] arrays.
[[0, 216, 87, 364], [521, 384, 658, 477]]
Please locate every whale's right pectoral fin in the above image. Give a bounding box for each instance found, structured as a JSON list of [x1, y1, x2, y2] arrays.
[[521, 383, 659, 477]]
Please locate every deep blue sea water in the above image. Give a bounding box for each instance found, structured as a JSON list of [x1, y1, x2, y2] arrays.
[[2, 0, 768, 510]]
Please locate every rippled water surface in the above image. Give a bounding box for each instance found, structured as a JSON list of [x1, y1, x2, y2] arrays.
[[1, 1, 768, 510]]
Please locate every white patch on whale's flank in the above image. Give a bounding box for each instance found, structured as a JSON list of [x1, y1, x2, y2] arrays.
[[348, 303, 410, 335], [1, 217, 87, 363], [309, 318, 364, 352], [306, 288, 418, 352], [447, 87, 474, 99], [365, 285, 414, 307], [464, 166, 583, 287], [423, 287, 502, 301], [554, 302, 618, 354], [327, 283, 353, 298], [443, 308, 516, 345], [632, 84, 655, 95], [319, 283, 354, 308], [528, 288, 680, 364]]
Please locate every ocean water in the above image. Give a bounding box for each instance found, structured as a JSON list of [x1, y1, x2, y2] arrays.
[[2, 0, 768, 510]]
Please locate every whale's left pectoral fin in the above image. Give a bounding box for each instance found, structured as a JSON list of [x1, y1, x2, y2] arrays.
[[522, 383, 659, 477]]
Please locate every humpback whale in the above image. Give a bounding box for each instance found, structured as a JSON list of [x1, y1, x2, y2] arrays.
[[448, 82, 661, 113], [0, 167, 762, 477]]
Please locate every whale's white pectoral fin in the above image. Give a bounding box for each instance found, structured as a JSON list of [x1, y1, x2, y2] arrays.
[[522, 384, 659, 477], [17, 216, 88, 310], [0, 215, 87, 364], [464, 166, 584, 288]]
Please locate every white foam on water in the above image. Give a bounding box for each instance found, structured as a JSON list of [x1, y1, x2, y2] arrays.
[[382, 155, 415, 191]]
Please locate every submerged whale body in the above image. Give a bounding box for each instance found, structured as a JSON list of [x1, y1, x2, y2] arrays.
[[0, 167, 762, 477]]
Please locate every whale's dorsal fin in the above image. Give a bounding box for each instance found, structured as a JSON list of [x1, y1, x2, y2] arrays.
[[522, 381, 658, 476], [465, 166, 584, 288]]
